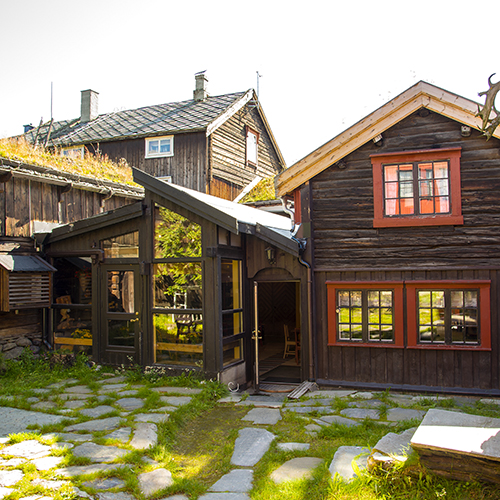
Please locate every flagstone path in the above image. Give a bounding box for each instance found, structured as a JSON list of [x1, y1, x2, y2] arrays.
[[0, 374, 496, 500]]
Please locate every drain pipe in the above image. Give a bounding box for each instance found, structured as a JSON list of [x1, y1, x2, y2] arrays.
[[281, 197, 315, 381]]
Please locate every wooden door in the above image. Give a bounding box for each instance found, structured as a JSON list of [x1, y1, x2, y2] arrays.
[[100, 264, 141, 365]]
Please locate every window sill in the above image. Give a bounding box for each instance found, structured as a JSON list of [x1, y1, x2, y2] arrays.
[[374, 214, 464, 228], [406, 344, 490, 351], [328, 341, 404, 348]]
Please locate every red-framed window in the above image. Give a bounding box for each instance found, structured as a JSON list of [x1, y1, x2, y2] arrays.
[[327, 282, 404, 347], [371, 148, 463, 228], [406, 281, 491, 350]]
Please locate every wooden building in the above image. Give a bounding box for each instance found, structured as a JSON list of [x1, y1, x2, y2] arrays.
[[275, 81, 500, 395], [24, 73, 285, 201], [42, 170, 306, 387], [0, 157, 143, 357]]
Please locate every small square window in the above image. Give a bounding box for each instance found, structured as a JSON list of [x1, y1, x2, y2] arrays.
[[61, 146, 84, 159], [145, 136, 174, 158]]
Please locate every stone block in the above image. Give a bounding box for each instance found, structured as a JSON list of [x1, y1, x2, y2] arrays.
[[271, 457, 323, 484], [329, 446, 369, 481]]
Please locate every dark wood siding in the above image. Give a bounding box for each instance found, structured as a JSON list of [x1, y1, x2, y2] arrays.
[[96, 132, 207, 192], [209, 107, 283, 196], [309, 110, 500, 393]]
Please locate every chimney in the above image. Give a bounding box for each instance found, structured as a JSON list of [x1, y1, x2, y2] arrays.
[[80, 89, 99, 122], [193, 72, 208, 102]]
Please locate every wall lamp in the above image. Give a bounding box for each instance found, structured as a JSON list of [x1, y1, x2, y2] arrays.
[[265, 246, 276, 265]]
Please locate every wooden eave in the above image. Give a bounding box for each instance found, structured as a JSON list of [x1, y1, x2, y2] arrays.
[[206, 90, 287, 170], [46, 201, 144, 244], [276, 81, 499, 196]]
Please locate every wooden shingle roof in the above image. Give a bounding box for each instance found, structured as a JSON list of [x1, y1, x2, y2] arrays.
[[25, 91, 250, 147]]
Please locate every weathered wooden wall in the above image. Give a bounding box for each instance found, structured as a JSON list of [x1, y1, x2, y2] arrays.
[[310, 110, 500, 392], [96, 132, 207, 193], [210, 106, 283, 193]]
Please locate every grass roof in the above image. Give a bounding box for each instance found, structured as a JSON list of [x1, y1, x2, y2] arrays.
[[0, 138, 136, 186], [238, 177, 276, 203]]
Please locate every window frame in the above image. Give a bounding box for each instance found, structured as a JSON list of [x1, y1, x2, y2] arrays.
[[61, 146, 84, 159], [245, 126, 259, 166], [406, 280, 491, 350], [145, 135, 174, 159], [327, 281, 404, 347], [371, 147, 463, 228]]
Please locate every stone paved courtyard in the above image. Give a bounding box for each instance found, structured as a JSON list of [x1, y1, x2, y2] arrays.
[[0, 374, 499, 500]]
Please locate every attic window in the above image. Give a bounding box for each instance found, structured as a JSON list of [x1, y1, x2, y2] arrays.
[[146, 136, 174, 158], [246, 127, 259, 165], [0, 255, 56, 312]]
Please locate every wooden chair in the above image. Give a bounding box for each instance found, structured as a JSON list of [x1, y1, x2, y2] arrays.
[[283, 324, 297, 358]]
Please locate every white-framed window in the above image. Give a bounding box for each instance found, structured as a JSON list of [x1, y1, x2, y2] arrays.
[[61, 146, 84, 159], [145, 136, 174, 158], [246, 127, 258, 165]]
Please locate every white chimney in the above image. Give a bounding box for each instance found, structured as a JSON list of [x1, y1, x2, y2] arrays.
[[193, 72, 208, 102], [80, 89, 99, 122]]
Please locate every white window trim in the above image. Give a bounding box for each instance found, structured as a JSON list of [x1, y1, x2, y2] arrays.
[[61, 146, 84, 159], [246, 128, 258, 165], [145, 135, 174, 159]]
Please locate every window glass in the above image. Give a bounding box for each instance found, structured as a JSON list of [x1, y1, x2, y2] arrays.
[[153, 263, 202, 309], [146, 136, 173, 158], [107, 271, 134, 313], [155, 206, 201, 258], [102, 232, 139, 259], [336, 289, 394, 343], [246, 130, 258, 164], [221, 260, 243, 338], [223, 339, 243, 366]]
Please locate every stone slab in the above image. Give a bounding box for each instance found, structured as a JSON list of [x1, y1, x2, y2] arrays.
[[199, 494, 250, 500], [115, 398, 144, 410], [80, 406, 116, 418], [209, 469, 253, 492], [318, 415, 361, 427], [284, 406, 331, 414], [96, 493, 135, 500], [329, 446, 369, 481], [242, 408, 281, 425], [130, 423, 157, 450], [55, 463, 130, 477], [231, 428, 275, 466], [277, 442, 310, 452], [138, 468, 173, 496], [99, 384, 128, 393], [340, 408, 380, 420], [0, 407, 69, 436], [42, 432, 93, 443], [373, 428, 416, 460], [72, 442, 129, 463], [411, 408, 500, 459], [0, 470, 24, 487], [66, 416, 121, 432], [83, 477, 126, 490], [0, 488, 13, 499], [105, 427, 132, 443], [218, 395, 242, 403], [99, 376, 127, 384], [386, 408, 426, 422], [153, 386, 202, 395], [31, 401, 57, 411], [159, 396, 192, 406], [64, 386, 93, 395], [271, 457, 323, 484], [1, 440, 51, 459], [32, 456, 64, 470], [309, 390, 356, 398], [348, 399, 384, 408], [0, 458, 25, 467], [63, 400, 86, 409], [351, 392, 374, 399], [134, 413, 169, 424]]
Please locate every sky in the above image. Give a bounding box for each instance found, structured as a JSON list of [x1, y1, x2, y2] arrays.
[[1, 0, 499, 167]]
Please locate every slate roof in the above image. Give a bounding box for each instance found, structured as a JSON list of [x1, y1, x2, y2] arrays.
[[24, 92, 249, 148]]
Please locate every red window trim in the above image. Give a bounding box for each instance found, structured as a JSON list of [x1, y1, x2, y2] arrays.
[[406, 280, 491, 351], [371, 147, 463, 228], [294, 189, 301, 224], [327, 281, 404, 348], [245, 126, 260, 166]]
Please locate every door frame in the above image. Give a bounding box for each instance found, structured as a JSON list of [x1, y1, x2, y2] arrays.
[[99, 263, 142, 365]]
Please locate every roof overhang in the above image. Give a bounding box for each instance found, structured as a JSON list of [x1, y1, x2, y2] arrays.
[[134, 168, 299, 256], [276, 81, 499, 196], [0, 254, 56, 272]]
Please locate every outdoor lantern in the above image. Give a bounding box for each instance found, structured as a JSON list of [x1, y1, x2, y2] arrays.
[[265, 246, 276, 265]]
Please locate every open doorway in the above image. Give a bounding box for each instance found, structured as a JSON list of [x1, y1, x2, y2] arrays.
[[256, 281, 301, 383]]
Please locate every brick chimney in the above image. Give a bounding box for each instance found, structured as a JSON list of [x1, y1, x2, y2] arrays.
[[80, 89, 99, 122], [193, 72, 208, 102]]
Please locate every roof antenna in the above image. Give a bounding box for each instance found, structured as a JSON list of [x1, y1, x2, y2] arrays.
[[256, 71, 262, 100]]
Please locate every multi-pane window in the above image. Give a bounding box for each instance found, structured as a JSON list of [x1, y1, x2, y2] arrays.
[[384, 161, 450, 217], [417, 289, 479, 345], [327, 282, 404, 347], [337, 289, 394, 343], [371, 148, 463, 228], [145, 136, 174, 158]]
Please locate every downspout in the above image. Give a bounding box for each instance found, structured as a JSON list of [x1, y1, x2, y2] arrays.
[[281, 197, 315, 381]]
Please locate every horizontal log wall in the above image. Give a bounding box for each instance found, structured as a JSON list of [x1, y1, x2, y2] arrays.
[[310, 111, 500, 392], [210, 107, 283, 190], [97, 133, 207, 193]]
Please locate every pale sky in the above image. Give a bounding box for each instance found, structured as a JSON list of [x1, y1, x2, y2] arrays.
[[1, 0, 499, 167]]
